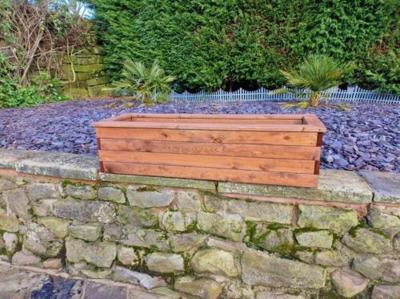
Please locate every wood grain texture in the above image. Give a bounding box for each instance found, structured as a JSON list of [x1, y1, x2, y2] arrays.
[[102, 161, 318, 187], [99, 139, 321, 160], [99, 150, 317, 174], [95, 128, 318, 146]]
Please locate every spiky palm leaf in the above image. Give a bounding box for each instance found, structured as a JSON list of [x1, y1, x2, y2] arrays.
[[114, 60, 175, 105], [280, 55, 352, 107]]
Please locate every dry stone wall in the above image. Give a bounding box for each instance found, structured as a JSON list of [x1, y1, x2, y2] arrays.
[[0, 149, 399, 299]]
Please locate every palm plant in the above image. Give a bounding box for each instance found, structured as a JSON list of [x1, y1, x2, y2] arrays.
[[114, 60, 175, 105], [280, 55, 352, 107]]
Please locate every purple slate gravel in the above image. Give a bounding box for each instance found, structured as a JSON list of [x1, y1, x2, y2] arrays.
[[0, 99, 399, 173]]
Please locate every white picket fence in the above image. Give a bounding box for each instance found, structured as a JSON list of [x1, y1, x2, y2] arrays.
[[170, 86, 400, 105]]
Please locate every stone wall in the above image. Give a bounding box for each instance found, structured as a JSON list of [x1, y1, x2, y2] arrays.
[[61, 48, 112, 98], [0, 149, 399, 299]]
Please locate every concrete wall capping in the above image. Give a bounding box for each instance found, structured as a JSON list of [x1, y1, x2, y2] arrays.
[[0, 148, 399, 204]]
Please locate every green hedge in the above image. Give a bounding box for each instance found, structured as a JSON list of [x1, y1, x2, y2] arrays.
[[90, 0, 400, 93]]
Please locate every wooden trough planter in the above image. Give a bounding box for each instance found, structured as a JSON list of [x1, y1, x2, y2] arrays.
[[94, 114, 326, 188]]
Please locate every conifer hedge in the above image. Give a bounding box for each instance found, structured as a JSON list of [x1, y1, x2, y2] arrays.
[[89, 0, 400, 93]]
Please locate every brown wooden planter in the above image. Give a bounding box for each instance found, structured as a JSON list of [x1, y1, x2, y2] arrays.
[[94, 113, 326, 188]]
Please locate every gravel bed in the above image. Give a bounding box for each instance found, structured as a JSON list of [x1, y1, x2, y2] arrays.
[[0, 99, 399, 173]]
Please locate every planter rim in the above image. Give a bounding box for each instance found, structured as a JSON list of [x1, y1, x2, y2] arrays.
[[93, 113, 326, 133]]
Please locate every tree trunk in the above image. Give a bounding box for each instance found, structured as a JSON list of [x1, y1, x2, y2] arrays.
[[310, 91, 320, 107]]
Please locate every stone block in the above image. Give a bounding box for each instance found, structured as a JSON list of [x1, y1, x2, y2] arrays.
[[342, 228, 392, 254], [297, 205, 358, 234], [331, 268, 369, 298], [74, 64, 104, 73], [0, 149, 42, 169], [353, 255, 400, 283], [160, 211, 194, 232], [37, 217, 70, 239], [371, 285, 400, 299], [219, 170, 373, 203], [117, 205, 158, 228], [360, 171, 400, 203], [81, 268, 113, 279], [119, 228, 169, 251], [98, 186, 126, 203], [145, 253, 184, 273], [314, 250, 350, 267], [99, 173, 216, 191], [0, 177, 16, 191], [64, 184, 96, 200], [126, 187, 174, 208], [117, 246, 139, 267], [83, 281, 126, 299], [295, 230, 333, 248], [191, 248, 238, 277], [174, 276, 223, 299], [66, 238, 116, 268], [256, 291, 305, 299], [87, 76, 109, 86], [198, 211, 244, 241], [174, 190, 203, 212], [367, 206, 400, 228], [253, 226, 294, 252], [11, 250, 41, 266], [52, 200, 115, 223], [241, 249, 326, 288], [69, 223, 102, 241], [42, 258, 62, 269], [23, 223, 63, 257], [3, 188, 30, 220], [3, 232, 18, 253], [226, 199, 294, 224], [170, 232, 207, 253], [32, 199, 56, 217], [113, 266, 166, 289], [0, 208, 19, 232], [15, 152, 98, 180], [26, 183, 61, 200]]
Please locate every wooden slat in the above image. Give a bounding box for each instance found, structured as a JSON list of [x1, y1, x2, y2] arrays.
[[96, 128, 318, 146], [99, 150, 317, 174], [126, 117, 303, 124], [102, 162, 318, 187], [99, 139, 321, 160]]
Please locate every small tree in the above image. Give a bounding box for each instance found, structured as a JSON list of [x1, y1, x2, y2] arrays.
[[280, 55, 352, 107], [114, 60, 175, 105]]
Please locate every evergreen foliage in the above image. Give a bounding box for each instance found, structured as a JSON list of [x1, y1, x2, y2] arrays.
[[89, 0, 400, 93]]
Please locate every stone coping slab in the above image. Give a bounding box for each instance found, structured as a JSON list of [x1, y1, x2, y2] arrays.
[[0, 149, 399, 203], [219, 170, 374, 204], [359, 171, 400, 203]]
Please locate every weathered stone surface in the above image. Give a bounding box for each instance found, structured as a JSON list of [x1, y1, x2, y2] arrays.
[[152, 287, 189, 299], [297, 205, 358, 234], [0, 177, 16, 191], [64, 184, 96, 200], [3, 188, 29, 220], [12, 250, 41, 266], [295, 250, 314, 264], [342, 228, 392, 254], [0, 148, 42, 169], [84, 281, 127, 299], [226, 199, 294, 224], [174, 190, 202, 212], [198, 211, 244, 241], [119, 228, 169, 251], [113, 266, 166, 289], [174, 276, 223, 299], [241, 249, 326, 288], [170, 233, 207, 252], [257, 227, 294, 252], [295, 230, 333, 248], [331, 268, 369, 298], [360, 171, 400, 203], [117, 246, 139, 266], [315, 250, 350, 267], [100, 173, 216, 191], [145, 253, 184, 273], [98, 186, 126, 203], [0, 208, 19, 232], [395, 233, 400, 251], [37, 217, 70, 238], [82, 268, 113, 280], [26, 183, 60, 200], [23, 223, 63, 257], [256, 291, 305, 299], [3, 232, 18, 253], [69, 223, 101, 241], [191, 248, 238, 277], [117, 205, 158, 228], [160, 211, 193, 232], [219, 170, 373, 203], [127, 187, 174, 208], [52, 200, 115, 223], [353, 256, 400, 283], [31, 199, 55, 217], [66, 238, 116, 268], [15, 152, 98, 180], [104, 223, 123, 241], [371, 285, 400, 299], [206, 237, 247, 253], [368, 206, 400, 228], [43, 258, 62, 269]]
